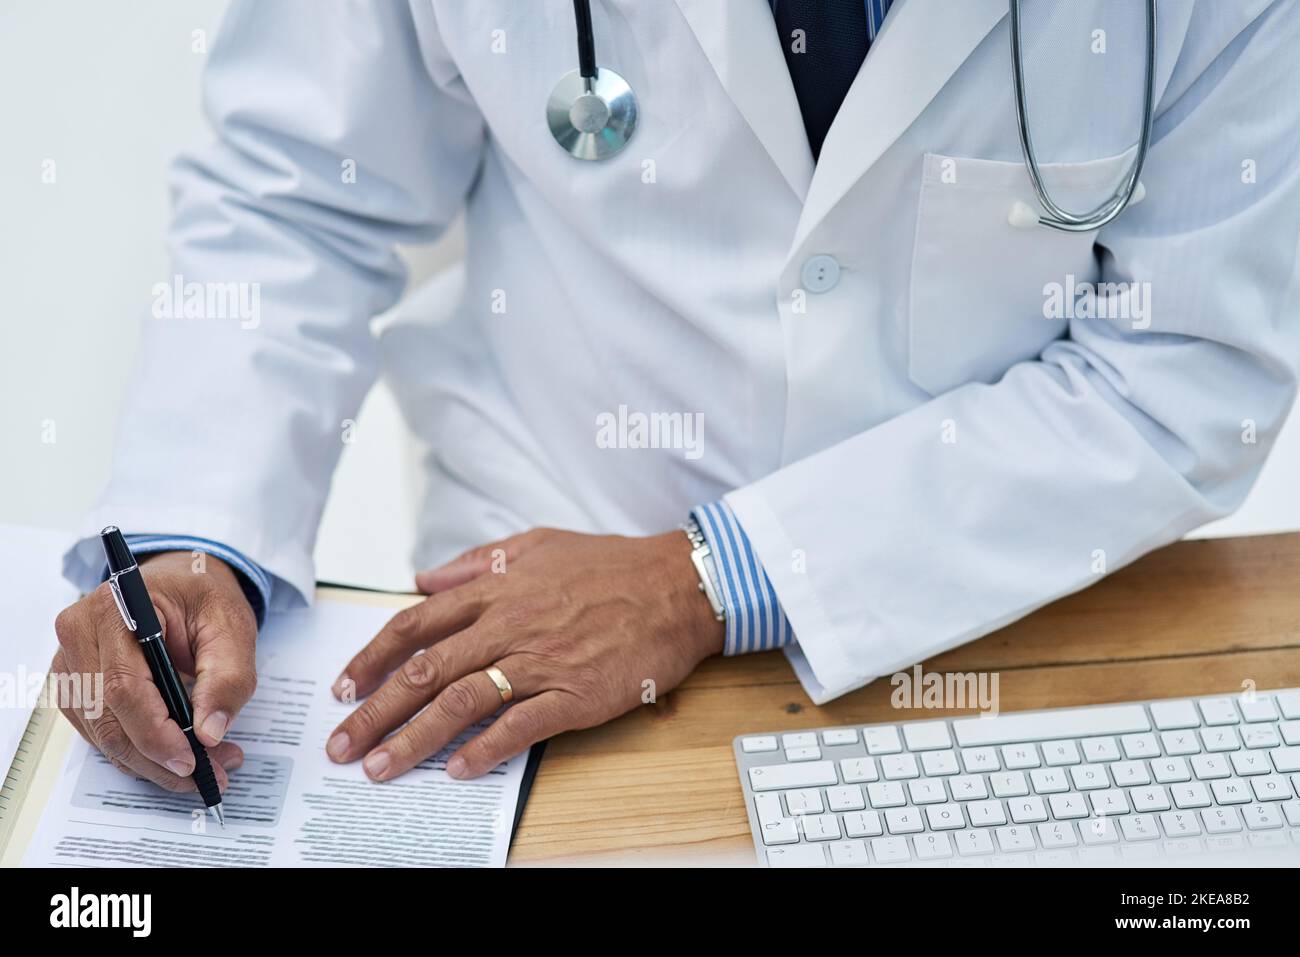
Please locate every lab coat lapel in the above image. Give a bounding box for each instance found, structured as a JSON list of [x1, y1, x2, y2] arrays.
[[792, 0, 1007, 251], [672, 0, 814, 201]]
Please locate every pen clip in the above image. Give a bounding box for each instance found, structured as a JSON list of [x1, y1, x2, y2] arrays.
[[107, 573, 137, 632]]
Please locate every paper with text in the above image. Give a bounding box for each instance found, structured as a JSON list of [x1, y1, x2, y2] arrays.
[[24, 597, 525, 867]]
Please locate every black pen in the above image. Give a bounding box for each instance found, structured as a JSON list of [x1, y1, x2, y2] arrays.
[[100, 526, 225, 826]]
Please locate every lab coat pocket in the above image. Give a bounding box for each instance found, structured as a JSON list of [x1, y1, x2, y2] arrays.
[[907, 150, 1137, 396]]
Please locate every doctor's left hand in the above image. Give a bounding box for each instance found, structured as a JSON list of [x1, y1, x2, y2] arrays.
[[325, 529, 725, 780]]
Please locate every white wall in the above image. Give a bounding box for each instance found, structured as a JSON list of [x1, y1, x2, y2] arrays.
[[1, 0, 1296, 595]]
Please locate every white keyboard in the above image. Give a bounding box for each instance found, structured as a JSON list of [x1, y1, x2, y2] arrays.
[[734, 688, 1300, 867]]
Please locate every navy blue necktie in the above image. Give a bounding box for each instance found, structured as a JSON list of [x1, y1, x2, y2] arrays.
[[772, 0, 871, 160]]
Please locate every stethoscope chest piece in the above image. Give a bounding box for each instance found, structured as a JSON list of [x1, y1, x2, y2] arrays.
[[547, 67, 638, 160]]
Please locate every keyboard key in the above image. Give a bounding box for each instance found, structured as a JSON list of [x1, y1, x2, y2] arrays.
[[1191, 754, 1231, 779], [991, 771, 1030, 798], [921, 750, 960, 776], [953, 704, 1148, 747], [1080, 736, 1121, 762], [881, 753, 920, 780], [1119, 814, 1160, 841], [839, 757, 878, 783], [956, 829, 995, 855], [1029, 768, 1069, 794], [821, 728, 858, 747], [1282, 721, 1300, 746], [1160, 731, 1200, 756], [1239, 696, 1278, 723], [784, 788, 824, 815], [961, 747, 999, 773], [867, 781, 906, 808], [925, 803, 965, 830], [760, 818, 800, 845], [1250, 774, 1291, 802], [1002, 744, 1040, 769], [1089, 789, 1129, 816], [841, 810, 883, 838], [1241, 803, 1282, 830], [863, 726, 902, 755], [1120, 733, 1159, 759], [1048, 793, 1089, 819], [908, 778, 946, 805], [1150, 699, 1200, 730], [1037, 822, 1077, 848], [1160, 810, 1201, 837], [748, 760, 837, 791], [884, 807, 924, 834], [1202, 727, 1241, 753], [1043, 740, 1081, 767], [1242, 725, 1280, 749], [785, 746, 821, 762], [782, 732, 817, 749], [755, 792, 784, 825], [828, 839, 869, 866], [1270, 746, 1300, 773], [903, 721, 952, 751], [995, 825, 1036, 852], [967, 799, 1007, 827], [767, 844, 827, 867], [1170, 782, 1212, 809], [1081, 816, 1119, 845], [826, 785, 866, 812], [741, 735, 778, 753], [1009, 796, 1048, 823], [1210, 779, 1252, 805], [1130, 786, 1171, 813], [1110, 761, 1151, 787], [942, 775, 983, 802], [914, 832, 953, 860], [1152, 757, 1191, 784], [800, 813, 841, 841], [870, 836, 911, 863], [1070, 764, 1109, 790], [1229, 751, 1270, 776], [1277, 691, 1300, 720], [1199, 698, 1240, 726], [1280, 799, 1300, 826], [1201, 806, 1242, 834]]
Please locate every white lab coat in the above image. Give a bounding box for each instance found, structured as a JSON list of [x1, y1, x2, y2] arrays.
[[67, 0, 1300, 702]]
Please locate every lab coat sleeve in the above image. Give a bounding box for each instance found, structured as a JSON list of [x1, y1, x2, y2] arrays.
[[63, 1, 484, 606], [725, 4, 1300, 701]]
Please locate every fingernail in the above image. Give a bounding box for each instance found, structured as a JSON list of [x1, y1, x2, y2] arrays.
[[326, 732, 350, 761], [446, 755, 468, 779], [332, 674, 352, 700], [363, 750, 390, 780], [201, 711, 228, 743], [165, 758, 192, 776]]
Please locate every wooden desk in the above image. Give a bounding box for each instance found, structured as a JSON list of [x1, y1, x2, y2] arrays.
[[506, 532, 1300, 866]]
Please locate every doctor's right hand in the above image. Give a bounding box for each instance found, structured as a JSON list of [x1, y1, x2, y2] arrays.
[[51, 550, 255, 794]]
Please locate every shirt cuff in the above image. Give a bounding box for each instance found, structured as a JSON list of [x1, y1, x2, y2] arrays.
[[115, 534, 271, 627], [691, 500, 795, 655]]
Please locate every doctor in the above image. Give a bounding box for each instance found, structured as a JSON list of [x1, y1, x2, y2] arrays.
[[54, 0, 1299, 793]]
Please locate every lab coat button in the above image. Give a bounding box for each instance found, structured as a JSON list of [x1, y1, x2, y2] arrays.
[[801, 254, 840, 293]]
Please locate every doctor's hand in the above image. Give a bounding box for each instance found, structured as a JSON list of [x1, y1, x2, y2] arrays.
[[51, 550, 255, 793], [326, 529, 725, 781]]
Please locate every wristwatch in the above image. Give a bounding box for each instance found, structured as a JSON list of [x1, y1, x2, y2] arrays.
[[682, 519, 726, 622]]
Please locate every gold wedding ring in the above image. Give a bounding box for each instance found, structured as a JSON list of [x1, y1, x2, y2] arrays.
[[484, 665, 514, 703]]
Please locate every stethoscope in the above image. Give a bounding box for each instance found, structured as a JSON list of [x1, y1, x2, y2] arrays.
[[547, 0, 1156, 232]]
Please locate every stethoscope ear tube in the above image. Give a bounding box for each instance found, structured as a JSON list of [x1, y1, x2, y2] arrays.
[[1009, 0, 1157, 232], [573, 0, 597, 80]]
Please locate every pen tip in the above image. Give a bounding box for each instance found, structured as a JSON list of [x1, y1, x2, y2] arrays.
[[212, 803, 225, 828]]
